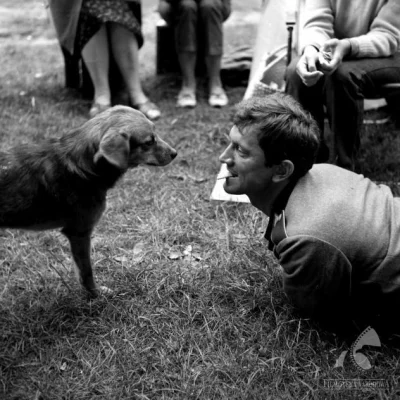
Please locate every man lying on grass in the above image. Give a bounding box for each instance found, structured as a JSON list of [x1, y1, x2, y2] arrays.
[[219, 92, 400, 336]]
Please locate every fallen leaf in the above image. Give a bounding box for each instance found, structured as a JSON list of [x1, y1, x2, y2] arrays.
[[232, 233, 248, 243], [183, 245, 192, 256], [188, 175, 208, 183], [133, 242, 145, 255], [168, 252, 182, 260], [168, 174, 186, 181], [114, 255, 128, 263], [192, 253, 202, 261]]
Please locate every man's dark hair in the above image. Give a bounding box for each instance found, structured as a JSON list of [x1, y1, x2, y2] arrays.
[[233, 92, 321, 179]]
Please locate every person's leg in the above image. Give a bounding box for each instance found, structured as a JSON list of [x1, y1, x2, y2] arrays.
[[178, 52, 197, 93], [325, 55, 400, 170], [200, 0, 231, 107], [81, 24, 111, 116], [285, 57, 329, 161], [174, 0, 198, 107], [109, 22, 160, 120]]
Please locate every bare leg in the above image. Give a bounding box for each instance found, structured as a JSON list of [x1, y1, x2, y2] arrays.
[[109, 23, 146, 105], [207, 54, 228, 107], [178, 51, 197, 92], [206, 54, 223, 93], [109, 23, 160, 119], [81, 25, 111, 108], [177, 51, 197, 107]]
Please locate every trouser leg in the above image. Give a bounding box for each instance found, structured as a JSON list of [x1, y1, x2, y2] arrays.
[[199, 0, 230, 57], [326, 55, 400, 170], [174, 0, 198, 54], [285, 57, 328, 161]]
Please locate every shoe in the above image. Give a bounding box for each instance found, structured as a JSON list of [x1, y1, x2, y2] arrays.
[[208, 88, 228, 107], [363, 107, 391, 125], [133, 100, 161, 121], [89, 102, 111, 119], [176, 90, 196, 108]]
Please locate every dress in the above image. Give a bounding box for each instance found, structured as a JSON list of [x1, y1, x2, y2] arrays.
[[285, 0, 400, 170], [49, 0, 143, 56], [265, 163, 400, 332]]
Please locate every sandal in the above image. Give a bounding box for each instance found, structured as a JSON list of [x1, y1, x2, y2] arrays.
[[89, 102, 111, 119], [208, 88, 228, 108], [133, 100, 161, 121], [177, 90, 196, 108]]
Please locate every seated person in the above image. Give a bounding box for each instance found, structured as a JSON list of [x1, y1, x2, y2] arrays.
[[49, 0, 160, 120], [285, 0, 400, 170], [219, 92, 400, 336], [158, 0, 231, 108]]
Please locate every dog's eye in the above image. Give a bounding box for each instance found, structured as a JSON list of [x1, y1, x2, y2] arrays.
[[143, 137, 155, 147]]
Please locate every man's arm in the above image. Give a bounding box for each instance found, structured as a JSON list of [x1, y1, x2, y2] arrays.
[[300, 0, 400, 58], [275, 235, 353, 330], [348, 0, 400, 58], [299, 0, 334, 54]]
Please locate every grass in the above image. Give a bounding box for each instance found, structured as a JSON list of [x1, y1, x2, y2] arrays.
[[1, 1, 400, 399]]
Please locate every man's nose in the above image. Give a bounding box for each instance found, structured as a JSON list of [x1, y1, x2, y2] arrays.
[[219, 145, 231, 163]]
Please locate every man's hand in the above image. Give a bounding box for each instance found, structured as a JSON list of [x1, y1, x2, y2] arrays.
[[296, 45, 324, 87], [317, 39, 351, 75]]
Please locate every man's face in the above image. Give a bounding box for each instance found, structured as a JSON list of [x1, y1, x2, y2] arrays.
[[219, 125, 275, 196]]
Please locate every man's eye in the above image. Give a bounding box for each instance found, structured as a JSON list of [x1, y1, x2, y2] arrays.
[[233, 144, 245, 154]]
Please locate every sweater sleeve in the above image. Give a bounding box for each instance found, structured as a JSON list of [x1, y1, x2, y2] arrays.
[[348, 0, 400, 58], [299, 0, 400, 57], [275, 235, 353, 329], [299, 0, 335, 53]]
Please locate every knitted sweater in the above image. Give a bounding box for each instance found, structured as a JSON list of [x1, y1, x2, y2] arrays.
[[300, 0, 400, 58], [268, 164, 400, 326]]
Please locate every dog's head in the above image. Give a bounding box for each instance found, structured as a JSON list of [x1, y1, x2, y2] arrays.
[[90, 106, 177, 171]]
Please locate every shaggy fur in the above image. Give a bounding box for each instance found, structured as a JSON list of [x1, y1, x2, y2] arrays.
[[0, 106, 177, 295]]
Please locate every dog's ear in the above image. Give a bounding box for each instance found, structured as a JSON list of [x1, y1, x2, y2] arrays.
[[94, 129, 130, 170]]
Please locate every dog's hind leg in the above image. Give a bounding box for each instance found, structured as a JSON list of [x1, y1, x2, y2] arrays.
[[62, 229, 110, 296]]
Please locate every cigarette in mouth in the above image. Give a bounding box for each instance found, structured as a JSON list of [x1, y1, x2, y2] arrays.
[[217, 174, 231, 180]]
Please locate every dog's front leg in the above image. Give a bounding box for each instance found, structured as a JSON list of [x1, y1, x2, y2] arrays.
[[62, 230, 110, 296]]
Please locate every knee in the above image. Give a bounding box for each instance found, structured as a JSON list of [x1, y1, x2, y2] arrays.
[[199, 0, 225, 19], [158, 0, 173, 23], [179, 0, 198, 15], [332, 62, 362, 86]]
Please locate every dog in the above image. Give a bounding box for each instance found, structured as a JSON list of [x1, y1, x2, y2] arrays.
[[0, 105, 177, 296]]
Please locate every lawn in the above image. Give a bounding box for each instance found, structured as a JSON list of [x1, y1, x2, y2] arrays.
[[1, 1, 400, 399]]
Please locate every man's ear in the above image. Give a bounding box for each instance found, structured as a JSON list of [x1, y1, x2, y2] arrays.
[[272, 160, 294, 183]]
